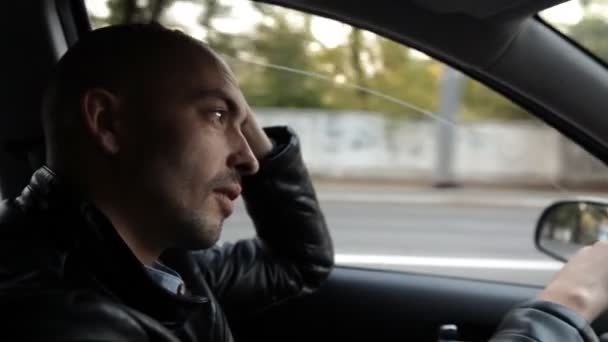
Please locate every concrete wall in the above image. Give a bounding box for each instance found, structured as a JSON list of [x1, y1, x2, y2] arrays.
[[254, 108, 608, 186]]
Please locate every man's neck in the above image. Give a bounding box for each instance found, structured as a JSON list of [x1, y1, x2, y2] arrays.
[[93, 199, 162, 266], [47, 161, 164, 266]]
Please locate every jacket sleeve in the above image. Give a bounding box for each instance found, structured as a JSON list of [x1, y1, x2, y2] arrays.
[[490, 300, 599, 342], [192, 126, 334, 318]]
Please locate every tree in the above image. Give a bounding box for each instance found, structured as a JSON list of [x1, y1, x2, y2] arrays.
[[366, 38, 439, 118], [91, 0, 535, 120], [348, 29, 369, 109], [234, 8, 325, 108], [103, 0, 172, 25], [569, 16, 608, 61], [197, 0, 231, 44], [461, 80, 532, 120]]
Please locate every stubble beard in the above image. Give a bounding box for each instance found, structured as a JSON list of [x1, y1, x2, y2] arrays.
[[171, 192, 224, 250], [160, 170, 241, 251]]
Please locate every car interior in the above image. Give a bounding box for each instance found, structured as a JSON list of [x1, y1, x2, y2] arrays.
[[3, 0, 608, 341]]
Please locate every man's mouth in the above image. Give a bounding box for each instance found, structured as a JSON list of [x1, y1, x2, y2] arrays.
[[212, 184, 242, 217], [213, 184, 242, 201]]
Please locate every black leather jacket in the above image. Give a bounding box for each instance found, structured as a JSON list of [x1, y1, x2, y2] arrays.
[[492, 300, 598, 341], [0, 126, 599, 341], [0, 126, 333, 341]]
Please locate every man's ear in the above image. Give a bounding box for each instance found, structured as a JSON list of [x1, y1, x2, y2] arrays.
[[81, 88, 123, 155]]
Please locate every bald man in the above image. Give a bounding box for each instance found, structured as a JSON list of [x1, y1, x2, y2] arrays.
[[0, 24, 332, 341]]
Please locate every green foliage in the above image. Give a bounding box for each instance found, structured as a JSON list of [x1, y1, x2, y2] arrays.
[[461, 80, 532, 120], [569, 16, 608, 61], [366, 39, 439, 117], [548, 1, 608, 68], [89, 0, 535, 120], [102, 0, 172, 25], [236, 12, 325, 108]]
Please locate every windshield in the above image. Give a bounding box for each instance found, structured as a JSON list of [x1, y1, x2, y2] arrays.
[[541, 0, 608, 61]]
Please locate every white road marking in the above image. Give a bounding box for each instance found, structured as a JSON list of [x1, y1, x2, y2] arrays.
[[336, 254, 563, 271], [318, 193, 554, 208]]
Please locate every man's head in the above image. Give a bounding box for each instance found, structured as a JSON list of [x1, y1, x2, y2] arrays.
[[43, 24, 259, 261]]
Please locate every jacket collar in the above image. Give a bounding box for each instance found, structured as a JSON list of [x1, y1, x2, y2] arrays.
[[17, 166, 208, 323]]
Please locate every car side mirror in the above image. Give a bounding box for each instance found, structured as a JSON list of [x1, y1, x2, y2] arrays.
[[536, 200, 608, 262]]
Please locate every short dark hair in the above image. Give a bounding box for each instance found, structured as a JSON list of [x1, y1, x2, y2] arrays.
[[42, 23, 212, 163]]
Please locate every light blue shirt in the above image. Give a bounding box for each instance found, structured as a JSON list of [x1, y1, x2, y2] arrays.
[[145, 261, 186, 295]]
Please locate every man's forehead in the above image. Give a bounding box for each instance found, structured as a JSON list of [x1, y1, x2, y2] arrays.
[[198, 49, 238, 87], [188, 51, 245, 103], [156, 45, 243, 98]]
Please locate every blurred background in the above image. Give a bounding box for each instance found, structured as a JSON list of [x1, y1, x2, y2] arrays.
[[85, 0, 608, 286]]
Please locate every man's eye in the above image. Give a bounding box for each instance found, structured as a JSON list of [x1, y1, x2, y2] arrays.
[[209, 110, 227, 125]]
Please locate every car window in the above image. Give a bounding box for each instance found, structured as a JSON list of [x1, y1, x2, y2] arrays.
[[85, 0, 608, 286], [541, 0, 608, 61]]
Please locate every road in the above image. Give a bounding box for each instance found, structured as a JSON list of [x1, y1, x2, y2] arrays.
[[220, 188, 568, 287]]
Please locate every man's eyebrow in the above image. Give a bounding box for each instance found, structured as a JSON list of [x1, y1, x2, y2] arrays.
[[192, 89, 238, 111]]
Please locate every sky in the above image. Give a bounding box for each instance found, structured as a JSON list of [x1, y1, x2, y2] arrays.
[[87, 0, 377, 48], [542, 1, 585, 25], [163, 0, 352, 48], [86, 0, 598, 47]]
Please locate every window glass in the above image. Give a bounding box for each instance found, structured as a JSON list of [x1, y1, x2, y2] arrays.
[[85, 0, 608, 286], [541, 1, 608, 61]]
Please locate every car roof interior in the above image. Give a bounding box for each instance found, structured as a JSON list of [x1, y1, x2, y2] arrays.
[[1, 0, 606, 198]]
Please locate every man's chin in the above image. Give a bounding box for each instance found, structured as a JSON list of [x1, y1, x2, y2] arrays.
[[183, 226, 222, 250], [171, 213, 223, 250]]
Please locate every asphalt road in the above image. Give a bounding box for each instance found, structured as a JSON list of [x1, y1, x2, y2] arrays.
[[220, 192, 565, 287]]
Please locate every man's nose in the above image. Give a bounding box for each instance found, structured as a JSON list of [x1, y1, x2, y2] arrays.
[[227, 131, 259, 176]]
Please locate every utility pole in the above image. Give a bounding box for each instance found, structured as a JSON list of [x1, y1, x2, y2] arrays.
[[434, 65, 463, 188]]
